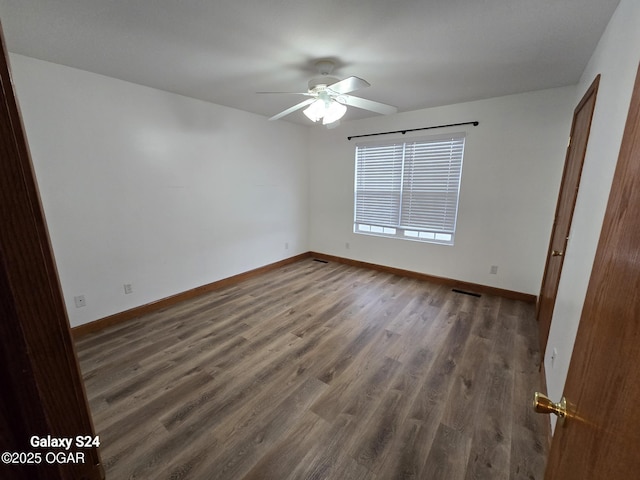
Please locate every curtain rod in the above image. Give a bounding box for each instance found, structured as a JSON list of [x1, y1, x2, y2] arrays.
[[347, 121, 479, 141]]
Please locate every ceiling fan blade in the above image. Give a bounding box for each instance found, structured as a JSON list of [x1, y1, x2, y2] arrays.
[[257, 91, 313, 96], [341, 95, 398, 115], [268, 98, 316, 121], [327, 76, 370, 95]]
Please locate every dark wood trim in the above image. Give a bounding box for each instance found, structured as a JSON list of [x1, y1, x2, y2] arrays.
[[537, 75, 600, 321], [544, 62, 640, 480], [310, 252, 537, 303], [0, 22, 102, 479], [536, 75, 600, 358], [72, 252, 312, 338], [73, 250, 536, 339]]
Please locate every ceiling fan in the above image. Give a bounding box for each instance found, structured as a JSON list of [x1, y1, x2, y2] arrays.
[[261, 60, 398, 125]]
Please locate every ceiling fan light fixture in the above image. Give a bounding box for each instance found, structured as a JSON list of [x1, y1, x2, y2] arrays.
[[322, 100, 347, 125], [303, 99, 326, 122], [303, 98, 347, 124]]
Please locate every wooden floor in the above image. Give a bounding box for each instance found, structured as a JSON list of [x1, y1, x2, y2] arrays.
[[75, 258, 549, 480]]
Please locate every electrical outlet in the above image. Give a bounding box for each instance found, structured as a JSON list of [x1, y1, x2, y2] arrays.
[[490, 265, 498, 274], [124, 284, 133, 295], [285, 242, 289, 250], [74, 295, 86, 308], [345, 242, 350, 249]]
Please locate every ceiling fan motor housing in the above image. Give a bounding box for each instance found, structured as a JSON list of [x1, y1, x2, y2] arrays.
[[308, 76, 340, 92]]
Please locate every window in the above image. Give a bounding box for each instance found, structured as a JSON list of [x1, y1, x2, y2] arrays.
[[354, 133, 465, 245]]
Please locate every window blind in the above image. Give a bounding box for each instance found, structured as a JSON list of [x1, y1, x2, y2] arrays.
[[354, 143, 404, 228], [354, 134, 465, 244]]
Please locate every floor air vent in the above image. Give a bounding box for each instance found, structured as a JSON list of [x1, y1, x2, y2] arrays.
[[313, 258, 329, 264], [452, 288, 481, 298]]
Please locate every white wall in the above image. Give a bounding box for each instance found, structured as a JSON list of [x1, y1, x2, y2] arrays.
[[308, 87, 575, 295], [544, 0, 640, 430], [10, 54, 310, 327]]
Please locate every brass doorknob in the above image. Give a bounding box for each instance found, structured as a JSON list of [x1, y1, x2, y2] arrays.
[[551, 250, 564, 257], [533, 392, 568, 426]]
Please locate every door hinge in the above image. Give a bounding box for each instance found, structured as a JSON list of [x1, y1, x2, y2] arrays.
[[568, 136, 572, 148]]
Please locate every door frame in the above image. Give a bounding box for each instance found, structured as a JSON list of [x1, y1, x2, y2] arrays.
[[0, 22, 103, 480], [536, 76, 599, 358]]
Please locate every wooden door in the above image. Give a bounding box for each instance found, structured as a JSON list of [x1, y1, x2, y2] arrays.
[[544, 63, 640, 479], [537, 76, 599, 358], [0, 23, 103, 480]]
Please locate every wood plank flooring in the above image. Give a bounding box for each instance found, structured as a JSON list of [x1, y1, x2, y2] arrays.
[[75, 258, 549, 479]]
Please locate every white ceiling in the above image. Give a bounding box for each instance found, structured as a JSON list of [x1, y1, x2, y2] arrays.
[[0, 0, 620, 125]]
